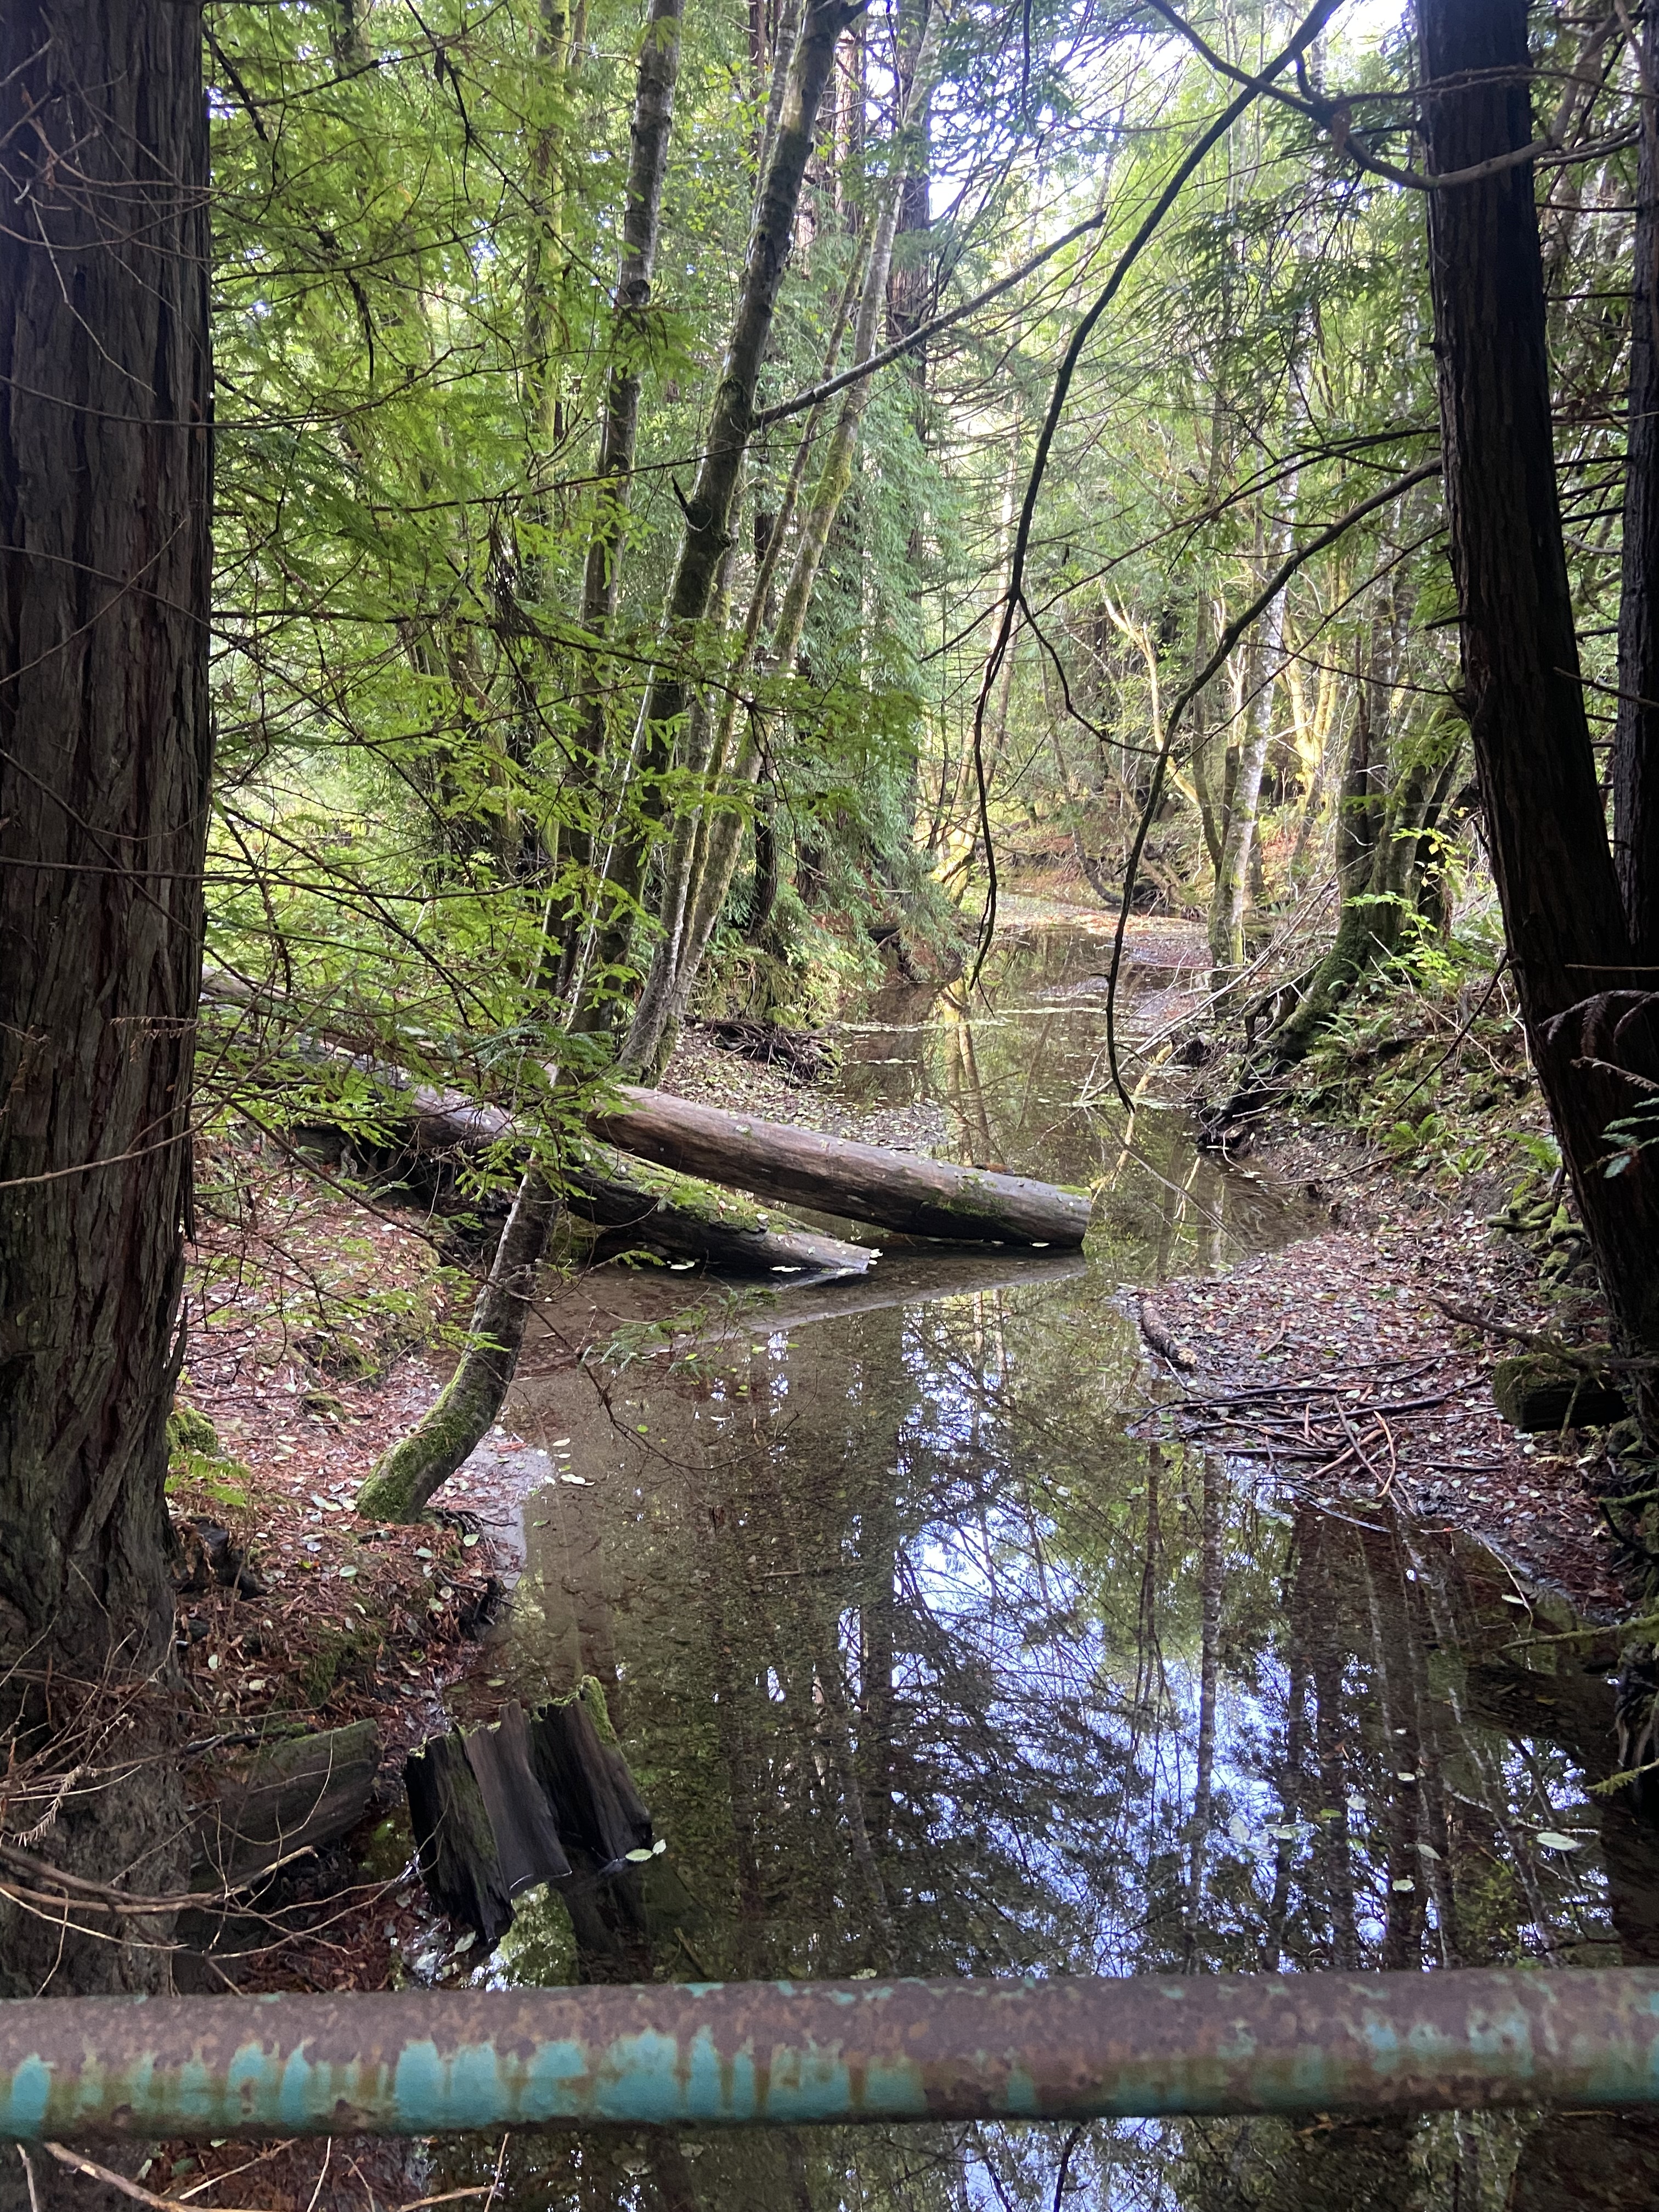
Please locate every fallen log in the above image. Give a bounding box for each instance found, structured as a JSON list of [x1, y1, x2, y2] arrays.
[[563, 1139, 874, 1284], [198, 979, 879, 1282], [192, 1720, 381, 1886], [590, 1086, 1093, 1247]]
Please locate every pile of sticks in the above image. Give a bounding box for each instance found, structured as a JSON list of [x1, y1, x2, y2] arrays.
[[1137, 1357, 1505, 1497], [693, 1015, 832, 1085]]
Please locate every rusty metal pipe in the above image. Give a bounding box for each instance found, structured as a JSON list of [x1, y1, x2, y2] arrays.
[[3, 1972, 1658, 2141]]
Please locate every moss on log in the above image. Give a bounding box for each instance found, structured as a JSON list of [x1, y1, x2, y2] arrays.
[[590, 1087, 1092, 1246], [1493, 1354, 1628, 1432]]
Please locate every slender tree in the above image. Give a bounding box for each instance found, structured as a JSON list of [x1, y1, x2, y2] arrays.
[[360, 0, 863, 1519], [356, 0, 687, 1522]]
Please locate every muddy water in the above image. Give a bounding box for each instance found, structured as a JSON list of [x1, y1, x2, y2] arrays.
[[433, 925, 1659, 2211]]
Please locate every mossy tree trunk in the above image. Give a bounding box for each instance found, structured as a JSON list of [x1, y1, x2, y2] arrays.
[[1260, 715, 1460, 1066], [1254, 522, 1441, 1065], [357, 1166, 561, 1521]]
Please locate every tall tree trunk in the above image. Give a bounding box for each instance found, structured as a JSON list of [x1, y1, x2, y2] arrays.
[[1616, 0, 1659, 964], [622, 9, 936, 1074], [1419, 0, 1659, 1420], [0, 0, 210, 2002], [558, 0, 685, 882], [1207, 500, 1292, 992], [595, 0, 864, 934]]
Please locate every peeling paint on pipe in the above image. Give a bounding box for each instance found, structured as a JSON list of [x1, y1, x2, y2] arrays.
[[2, 1972, 1658, 2141]]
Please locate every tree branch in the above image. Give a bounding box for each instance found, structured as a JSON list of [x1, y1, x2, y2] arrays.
[[966, 0, 1349, 985]]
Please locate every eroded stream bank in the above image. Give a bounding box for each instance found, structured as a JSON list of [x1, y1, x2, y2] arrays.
[[387, 921, 1658, 2211]]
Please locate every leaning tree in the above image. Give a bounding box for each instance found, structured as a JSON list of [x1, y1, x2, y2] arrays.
[[0, 0, 212, 2000]]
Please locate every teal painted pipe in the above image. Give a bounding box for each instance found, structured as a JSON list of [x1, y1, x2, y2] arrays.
[[2, 1972, 1658, 2140]]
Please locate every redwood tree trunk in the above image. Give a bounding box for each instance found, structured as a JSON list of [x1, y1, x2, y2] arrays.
[[1616, 0, 1659, 963], [0, 0, 211, 1997], [1420, 0, 1659, 1406]]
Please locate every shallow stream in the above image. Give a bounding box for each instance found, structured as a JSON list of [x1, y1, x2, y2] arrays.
[[430, 922, 1659, 2211]]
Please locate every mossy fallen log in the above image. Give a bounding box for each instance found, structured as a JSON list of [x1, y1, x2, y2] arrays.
[[590, 1086, 1093, 1246], [564, 1139, 874, 1283], [1493, 1353, 1628, 1431], [200, 974, 878, 1284], [192, 1720, 380, 1885]]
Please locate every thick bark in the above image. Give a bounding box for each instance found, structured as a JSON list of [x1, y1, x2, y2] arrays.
[[590, 1086, 1093, 1243], [1420, 0, 1659, 1404], [1616, 0, 1659, 964], [0, 0, 210, 2001], [1420, 0, 1628, 1002]]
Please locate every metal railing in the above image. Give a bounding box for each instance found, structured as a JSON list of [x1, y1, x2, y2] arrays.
[[2, 1969, 1658, 2140]]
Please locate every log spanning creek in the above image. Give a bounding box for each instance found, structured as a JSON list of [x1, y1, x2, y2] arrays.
[[416, 921, 1659, 2211]]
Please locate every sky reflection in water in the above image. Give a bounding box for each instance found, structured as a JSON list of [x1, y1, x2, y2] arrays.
[[431, 927, 1656, 2211]]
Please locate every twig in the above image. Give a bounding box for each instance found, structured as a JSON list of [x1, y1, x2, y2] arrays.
[[481, 2135, 510, 2212], [301, 2138, 331, 2212], [16, 2148, 40, 2212], [176, 2143, 300, 2203], [1431, 1295, 1652, 1372], [0, 1838, 319, 1916], [395, 2192, 499, 2212], [40, 2144, 265, 2212]]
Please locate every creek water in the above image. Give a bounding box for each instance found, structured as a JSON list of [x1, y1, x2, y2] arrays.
[[428, 921, 1659, 2212]]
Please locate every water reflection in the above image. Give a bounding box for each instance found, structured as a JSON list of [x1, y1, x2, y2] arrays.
[[431, 927, 1658, 2210]]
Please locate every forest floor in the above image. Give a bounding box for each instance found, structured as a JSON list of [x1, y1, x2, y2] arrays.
[[1137, 1161, 1632, 1616]]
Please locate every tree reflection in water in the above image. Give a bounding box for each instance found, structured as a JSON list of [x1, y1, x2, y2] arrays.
[[426, 933, 1659, 2209]]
